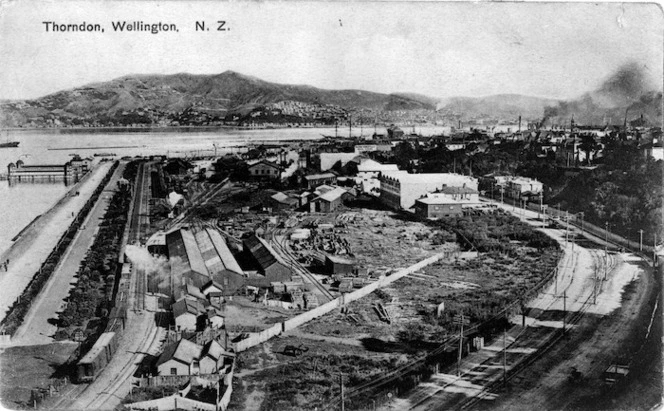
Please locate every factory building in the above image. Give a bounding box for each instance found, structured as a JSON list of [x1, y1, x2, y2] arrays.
[[166, 227, 245, 294], [379, 172, 479, 210]]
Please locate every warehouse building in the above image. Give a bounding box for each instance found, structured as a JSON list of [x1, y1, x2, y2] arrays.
[[242, 234, 291, 287], [167, 227, 245, 294]]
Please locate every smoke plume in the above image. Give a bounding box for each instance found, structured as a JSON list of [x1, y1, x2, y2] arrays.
[[541, 62, 661, 126]]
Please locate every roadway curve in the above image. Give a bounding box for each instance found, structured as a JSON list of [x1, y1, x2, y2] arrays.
[[383, 201, 643, 411]]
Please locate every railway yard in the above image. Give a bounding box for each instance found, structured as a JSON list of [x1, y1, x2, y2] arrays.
[[0, 155, 660, 411]]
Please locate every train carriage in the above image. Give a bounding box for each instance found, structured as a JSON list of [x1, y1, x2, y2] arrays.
[[76, 331, 118, 383]]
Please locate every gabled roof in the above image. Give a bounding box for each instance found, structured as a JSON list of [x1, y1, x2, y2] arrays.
[[201, 339, 225, 360], [173, 297, 204, 318], [181, 282, 206, 300], [271, 192, 298, 205], [317, 187, 351, 203], [206, 306, 224, 319], [156, 339, 203, 367], [325, 254, 354, 265], [243, 235, 287, 271], [203, 229, 243, 275], [247, 159, 281, 170], [201, 280, 224, 293]]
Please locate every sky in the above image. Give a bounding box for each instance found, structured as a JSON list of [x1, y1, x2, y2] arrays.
[[0, 1, 662, 101]]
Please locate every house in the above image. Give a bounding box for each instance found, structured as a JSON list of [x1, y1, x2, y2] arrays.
[[201, 280, 223, 296], [173, 297, 204, 331], [309, 187, 354, 213], [243, 235, 291, 287], [379, 172, 479, 210], [205, 307, 225, 329], [506, 177, 543, 200], [247, 159, 282, 179], [156, 339, 203, 376], [432, 186, 480, 203], [325, 255, 355, 275], [178, 281, 206, 301], [414, 196, 464, 219], [643, 140, 664, 161], [198, 339, 230, 374], [270, 192, 299, 209], [304, 173, 337, 189], [201, 280, 224, 306]]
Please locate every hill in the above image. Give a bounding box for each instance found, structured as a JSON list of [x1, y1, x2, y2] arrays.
[[0, 71, 437, 128]]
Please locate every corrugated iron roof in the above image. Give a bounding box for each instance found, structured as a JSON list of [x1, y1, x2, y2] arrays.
[[156, 339, 202, 367], [243, 235, 287, 271], [172, 297, 203, 318]]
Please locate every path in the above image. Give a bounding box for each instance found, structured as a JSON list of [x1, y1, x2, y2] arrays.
[[0, 162, 113, 323], [11, 162, 126, 345]]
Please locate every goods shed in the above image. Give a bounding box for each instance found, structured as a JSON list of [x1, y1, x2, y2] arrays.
[[325, 255, 355, 275]]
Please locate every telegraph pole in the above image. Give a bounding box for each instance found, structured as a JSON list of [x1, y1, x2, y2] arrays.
[[604, 222, 609, 280], [458, 314, 464, 377], [562, 290, 567, 334], [654, 232, 658, 267], [593, 268, 597, 305], [340, 374, 345, 411], [565, 210, 569, 244], [639, 229, 644, 252], [503, 329, 507, 386], [454, 313, 468, 377]]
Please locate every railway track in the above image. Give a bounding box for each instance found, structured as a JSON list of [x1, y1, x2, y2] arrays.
[[457, 246, 615, 411], [271, 229, 335, 302], [165, 178, 235, 229], [128, 162, 151, 310], [321, 226, 620, 411]]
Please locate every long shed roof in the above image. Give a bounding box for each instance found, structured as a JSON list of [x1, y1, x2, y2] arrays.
[[243, 235, 287, 271]]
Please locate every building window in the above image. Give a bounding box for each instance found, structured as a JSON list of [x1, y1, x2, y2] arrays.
[[170, 367, 177, 375], [450, 206, 455, 210], [434, 206, 440, 210]]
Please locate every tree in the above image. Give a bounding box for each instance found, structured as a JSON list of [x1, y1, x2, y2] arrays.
[[579, 134, 601, 166]]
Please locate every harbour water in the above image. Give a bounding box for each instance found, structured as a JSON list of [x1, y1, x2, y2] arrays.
[[0, 125, 449, 253]]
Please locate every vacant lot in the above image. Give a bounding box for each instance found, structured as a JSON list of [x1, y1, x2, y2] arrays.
[[230, 336, 409, 411], [302, 248, 558, 345], [0, 342, 78, 410]]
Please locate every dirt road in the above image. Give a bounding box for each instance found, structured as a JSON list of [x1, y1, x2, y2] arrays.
[[11, 163, 126, 345], [386, 201, 649, 411]]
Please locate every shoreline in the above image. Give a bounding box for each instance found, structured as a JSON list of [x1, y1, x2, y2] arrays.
[[0, 124, 339, 133]]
